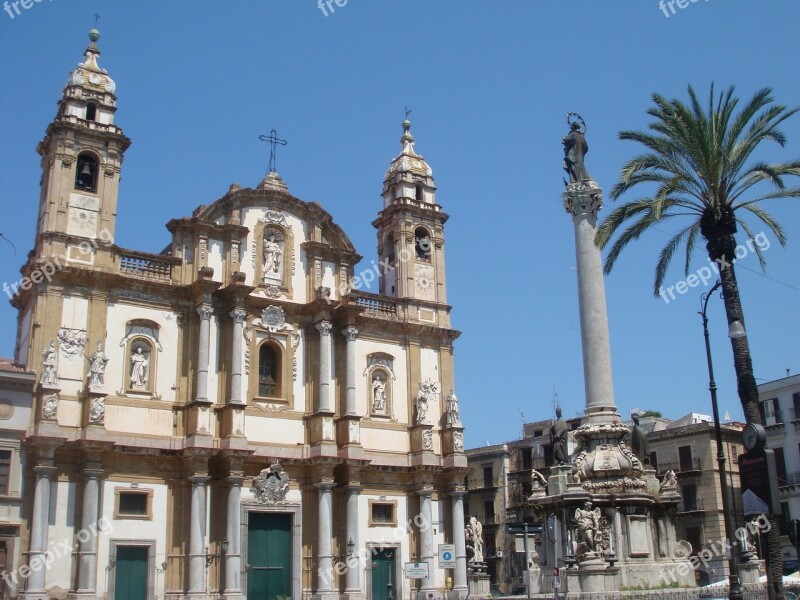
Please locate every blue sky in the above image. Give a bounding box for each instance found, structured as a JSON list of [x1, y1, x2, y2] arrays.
[[1, 1, 798, 446]]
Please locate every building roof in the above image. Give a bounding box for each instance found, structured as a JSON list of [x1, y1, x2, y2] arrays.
[[0, 359, 31, 374]]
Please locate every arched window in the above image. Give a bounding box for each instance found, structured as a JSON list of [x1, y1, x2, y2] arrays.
[[86, 102, 97, 122], [415, 227, 431, 261], [258, 344, 281, 397], [75, 152, 98, 193]]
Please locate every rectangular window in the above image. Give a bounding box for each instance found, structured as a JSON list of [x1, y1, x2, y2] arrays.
[[681, 483, 697, 511], [0, 450, 11, 496], [793, 392, 800, 421], [114, 488, 153, 520], [521, 447, 532, 470], [483, 466, 493, 488], [678, 446, 694, 471], [119, 492, 148, 516], [774, 447, 788, 486], [685, 526, 703, 556], [369, 501, 397, 526], [484, 500, 495, 522]]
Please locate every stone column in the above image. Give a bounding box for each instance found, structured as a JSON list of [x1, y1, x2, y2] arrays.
[[229, 308, 247, 405], [345, 485, 362, 597], [316, 321, 333, 413], [418, 488, 435, 593], [342, 327, 358, 416], [451, 491, 468, 595], [315, 482, 336, 599], [563, 183, 616, 422], [188, 476, 210, 598], [75, 468, 103, 595], [26, 465, 57, 594], [195, 304, 213, 404], [223, 476, 244, 599]]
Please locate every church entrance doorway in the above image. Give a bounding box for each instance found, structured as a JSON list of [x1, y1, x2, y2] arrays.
[[246, 512, 292, 600], [113, 546, 149, 600], [370, 548, 396, 600]]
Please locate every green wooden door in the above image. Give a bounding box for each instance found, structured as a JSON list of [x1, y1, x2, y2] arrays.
[[371, 548, 395, 600], [114, 546, 149, 600], [247, 513, 292, 600]]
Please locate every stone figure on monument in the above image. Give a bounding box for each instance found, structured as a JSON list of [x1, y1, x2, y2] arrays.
[[263, 233, 282, 275], [445, 389, 462, 426], [630, 413, 650, 465], [465, 516, 484, 564], [574, 501, 602, 555], [562, 116, 592, 183], [87, 341, 109, 391], [415, 379, 439, 425], [550, 406, 569, 464], [371, 373, 387, 412], [41, 341, 58, 386], [130, 347, 149, 390]]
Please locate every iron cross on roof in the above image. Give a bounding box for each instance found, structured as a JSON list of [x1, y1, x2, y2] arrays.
[[259, 129, 288, 174]]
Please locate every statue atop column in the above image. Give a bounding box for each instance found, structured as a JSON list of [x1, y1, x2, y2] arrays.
[[630, 413, 650, 466], [562, 113, 592, 184], [445, 389, 462, 427], [465, 516, 484, 564], [550, 406, 569, 464]]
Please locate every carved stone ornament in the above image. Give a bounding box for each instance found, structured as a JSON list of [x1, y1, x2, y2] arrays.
[[43, 394, 59, 419], [660, 469, 678, 491], [563, 180, 603, 217], [260, 306, 286, 332], [265, 285, 282, 298], [252, 461, 290, 504], [422, 429, 433, 451], [57, 328, 88, 360], [258, 210, 290, 228], [415, 378, 440, 425], [453, 430, 464, 452], [88, 396, 105, 425], [41, 341, 59, 386]]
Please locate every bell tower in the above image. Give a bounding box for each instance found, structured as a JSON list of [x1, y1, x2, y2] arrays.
[[34, 28, 130, 257], [374, 120, 448, 304]]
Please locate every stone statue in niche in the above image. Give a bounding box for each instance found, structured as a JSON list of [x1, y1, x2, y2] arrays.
[[262, 231, 282, 279], [465, 516, 484, 564], [573, 501, 602, 555], [445, 389, 462, 427], [87, 341, 109, 391], [130, 345, 149, 390], [371, 373, 387, 413], [41, 341, 58, 386]]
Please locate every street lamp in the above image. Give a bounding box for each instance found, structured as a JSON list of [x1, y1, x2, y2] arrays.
[[700, 280, 745, 600]]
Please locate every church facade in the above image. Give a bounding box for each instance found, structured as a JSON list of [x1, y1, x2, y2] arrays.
[[9, 30, 468, 600]]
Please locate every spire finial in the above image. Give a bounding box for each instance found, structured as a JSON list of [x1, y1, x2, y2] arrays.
[[88, 14, 101, 46], [403, 106, 412, 131]]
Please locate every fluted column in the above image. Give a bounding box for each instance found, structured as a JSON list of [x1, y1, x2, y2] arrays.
[[316, 321, 333, 413], [451, 491, 468, 594], [229, 308, 247, 405], [418, 488, 435, 593], [188, 476, 210, 597], [75, 468, 103, 594], [315, 482, 336, 596], [345, 485, 362, 596], [342, 327, 358, 416], [224, 476, 244, 599], [26, 465, 56, 594], [195, 304, 213, 404]]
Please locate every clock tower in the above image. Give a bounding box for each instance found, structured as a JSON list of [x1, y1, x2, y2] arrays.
[[374, 120, 449, 305]]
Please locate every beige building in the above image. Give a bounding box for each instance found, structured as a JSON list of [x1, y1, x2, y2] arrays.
[[9, 30, 469, 600], [648, 415, 745, 586], [0, 360, 36, 600]]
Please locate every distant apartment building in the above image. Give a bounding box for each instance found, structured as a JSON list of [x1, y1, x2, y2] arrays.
[[648, 414, 745, 585], [758, 373, 800, 570], [0, 359, 36, 600]]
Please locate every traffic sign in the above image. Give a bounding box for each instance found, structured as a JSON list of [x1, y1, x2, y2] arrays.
[[438, 544, 456, 569], [405, 562, 429, 579]]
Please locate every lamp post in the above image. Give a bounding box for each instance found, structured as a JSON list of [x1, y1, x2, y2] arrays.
[[700, 280, 747, 600]]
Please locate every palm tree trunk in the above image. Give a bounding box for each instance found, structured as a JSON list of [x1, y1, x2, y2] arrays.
[[718, 261, 784, 599]]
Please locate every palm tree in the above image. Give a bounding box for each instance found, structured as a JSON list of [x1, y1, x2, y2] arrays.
[[596, 84, 800, 598]]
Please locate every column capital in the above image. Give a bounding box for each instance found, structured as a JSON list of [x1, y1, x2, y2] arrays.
[[188, 475, 211, 486], [229, 307, 247, 323], [225, 475, 246, 487], [81, 467, 105, 480], [342, 326, 359, 341], [417, 487, 434, 498], [344, 483, 363, 493], [315, 481, 336, 492], [449, 489, 467, 499], [316, 320, 333, 335], [33, 465, 57, 477], [196, 303, 213, 320]]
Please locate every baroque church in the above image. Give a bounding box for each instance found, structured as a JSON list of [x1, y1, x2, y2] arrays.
[[9, 30, 468, 600]]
